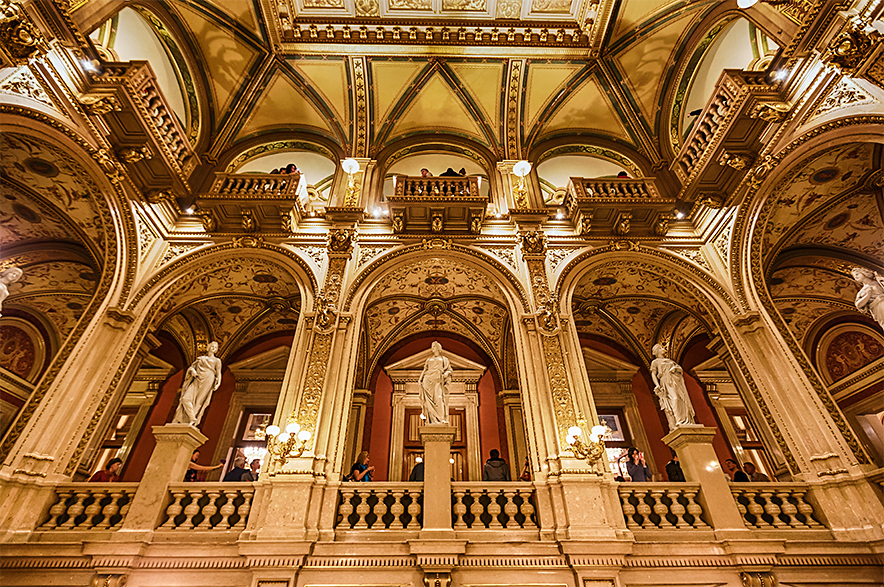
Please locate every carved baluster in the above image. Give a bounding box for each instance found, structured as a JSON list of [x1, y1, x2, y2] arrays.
[[338, 489, 355, 528], [354, 491, 370, 529], [234, 490, 252, 529], [179, 490, 203, 530], [760, 490, 785, 528], [777, 491, 802, 528], [793, 489, 823, 528], [390, 491, 406, 530], [744, 490, 769, 528], [667, 489, 688, 529], [406, 490, 422, 530], [369, 490, 386, 529], [160, 492, 187, 529], [650, 489, 673, 529], [519, 491, 536, 528], [732, 490, 748, 525], [78, 490, 105, 529], [219, 489, 238, 529], [45, 489, 73, 529], [96, 491, 123, 529], [470, 491, 485, 529], [488, 491, 503, 529], [60, 491, 89, 529], [197, 490, 221, 529], [452, 490, 467, 529], [620, 490, 639, 530], [503, 491, 518, 528], [115, 493, 132, 529], [634, 489, 653, 529], [683, 489, 708, 528]]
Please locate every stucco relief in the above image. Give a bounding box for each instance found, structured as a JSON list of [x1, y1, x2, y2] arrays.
[[824, 330, 883, 382], [781, 192, 884, 259], [0, 182, 82, 246], [366, 257, 505, 305]]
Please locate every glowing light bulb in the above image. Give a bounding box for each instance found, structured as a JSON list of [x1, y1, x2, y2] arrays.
[[589, 434, 600, 443], [415, 456, 423, 463], [591, 425, 606, 437], [512, 160, 532, 177], [568, 426, 583, 438], [449, 458, 455, 464], [342, 158, 359, 174], [297, 430, 311, 441], [285, 422, 299, 434], [265, 425, 280, 437], [675, 211, 685, 220], [277, 432, 290, 443]]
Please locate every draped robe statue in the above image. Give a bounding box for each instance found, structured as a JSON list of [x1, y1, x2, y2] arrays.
[[650, 343, 696, 428], [173, 341, 223, 427], [418, 341, 452, 425], [852, 267, 884, 330]]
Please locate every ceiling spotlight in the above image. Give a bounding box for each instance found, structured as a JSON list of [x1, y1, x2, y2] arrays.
[[81, 59, 97, 72], [185, 207, 195, 215], [675, 211, 685, 220], [772, 70, 787, 80], [737, 0, 758, 8]]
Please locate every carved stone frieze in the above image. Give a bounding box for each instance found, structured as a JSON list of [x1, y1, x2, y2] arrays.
[[136, 214, 156, 260], [663, 247, 711, 272], [231, 236, 264, 248], [357, 245, 387, 268], [144, 188, 175, 205], [0, 67, 52, 107], [520, 231, 546, 255], [713, 220, 733, 265], [719, 151, 753, 170], [157, 243, 205, 267], [811, 77, 875, 119], [0, 1, 43, 64]]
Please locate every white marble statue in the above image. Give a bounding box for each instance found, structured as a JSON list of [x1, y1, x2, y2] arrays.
[[0, 266, 23, 317], [852, 267, 884, 330], [418, 341, 453, 425], [173, 341, 223, 427], [650, 343, 696, 428]]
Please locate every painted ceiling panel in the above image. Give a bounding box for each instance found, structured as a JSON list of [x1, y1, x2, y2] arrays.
[[366, 257, 505, 304], [611, 0, 703, 44], [371, 60, 424, 132], [187, 297, 267, 351], [17, 293, 91, 341], [782, 192, 884, 261], [523, 62, 584, 130], [241, 308, 298, 346], [614, 12, 692, 124], [198, 0, 261, 36], [389, 73, 487, 143], [774, 298, 851, 345], [291, 60, 351, 126], [0, 183, 74, 247], [7, 260, 96, 297], [603, 299, 673, 353], [365, 299, 425, 356], [448, 62, 504, 125], [769, 265, 857, 305], [540, 73, 630, 140], [235, 71, 334, 141], [174, 2, 260, 125]]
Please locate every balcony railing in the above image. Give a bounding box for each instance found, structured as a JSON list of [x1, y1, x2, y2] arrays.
[[451, 483, 537, 529], [206, 172, 307, 199], [336, 482, 423, 530], [618, 483, 708, 530], [39, 483, 138, 531], [566, 177, 662, 202], [730, 483, 825, 530], [158, 483, 255, 531], [393, 175, 481, 199]]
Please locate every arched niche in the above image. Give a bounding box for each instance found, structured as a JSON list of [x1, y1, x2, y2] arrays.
[[380, 143, 492, 202], [536, 149, 644, 205]]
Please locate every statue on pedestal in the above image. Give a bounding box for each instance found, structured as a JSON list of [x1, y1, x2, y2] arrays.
[[852, 267, 884, 330], [0, 266, 23, 317], [650, 343, 696, 428], [173, 341, 222, 427], [418, 341, 452, 424]]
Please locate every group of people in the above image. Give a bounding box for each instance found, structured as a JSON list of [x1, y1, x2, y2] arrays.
[[616, 447, 769, 483], [86, 449, 262, 483], [345, 449, 529, 482], [269, 163, 299, 175], [419, 167, 467, 178]]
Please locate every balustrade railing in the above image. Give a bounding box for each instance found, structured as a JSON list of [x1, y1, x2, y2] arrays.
[[730, 483, 825, 530], [40, 483, 138, 531], [618, 483, 709, 530], [207, 172, 307, 199], [450, 483, 537, 529], [392, 175, 480, 199], [568, 178, 661, 201], [336, 483, 423, 530], [158, 483, 254, 530]]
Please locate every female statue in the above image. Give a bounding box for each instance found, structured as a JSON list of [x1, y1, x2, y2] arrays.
[[418, 341, 452, 424], [650, 343, 696, 428], [852, 267, 884, 330], [173, 341, 223, 427], [0, 266, 23, 317]]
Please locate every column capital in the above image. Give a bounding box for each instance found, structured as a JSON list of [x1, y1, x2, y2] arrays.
[[662, 425, 717, 450], [418, 425, 457, 445]]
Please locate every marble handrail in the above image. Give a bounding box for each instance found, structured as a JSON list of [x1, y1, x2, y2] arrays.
[[337, 482, 423, 529], [730, 483, 825, 529], [450, 482, 537, 529], [392, 175, 480, 198], [618, 482, 709, 530], [158, 482, 254, 530], [209, 172, 306, 198], [40, 483, 139, 530]]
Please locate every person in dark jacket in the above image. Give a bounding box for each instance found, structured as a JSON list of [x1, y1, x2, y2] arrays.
[[665, 452, 685, 482], [223, 455, 248, 482], [408, 458, 424, 482], [625, 447, 651, 482], [483, 449, 510, 481], [725, 458, 749, 482], [88, 457, 122, 482]]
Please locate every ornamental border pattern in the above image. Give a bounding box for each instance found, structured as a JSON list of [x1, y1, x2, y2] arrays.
[[296, 332, 333, 433]]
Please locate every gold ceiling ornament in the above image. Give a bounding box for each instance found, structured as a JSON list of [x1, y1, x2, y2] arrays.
[[0, 0, 44, 65]]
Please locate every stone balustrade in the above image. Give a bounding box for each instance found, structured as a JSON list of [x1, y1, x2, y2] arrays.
[[336, 483, 423, 530], [40, 483, 138, 530], [393, 175, 481, 199], [730, 483, 825, 530], [618, 483, 709, 530], [450, 483, 537, 529], [158, 483, 254, 531], [207, 172, 306, 198], [566, 177, 661, 202]]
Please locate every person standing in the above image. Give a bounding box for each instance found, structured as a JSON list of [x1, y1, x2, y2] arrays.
[[665, 452, 685, 482], [88, 458, 122, 482], [483, 449, 510, 481], [223, 455, 248, 482], [184, 449, 223, 482], [350, 451, 375, 482], [725, 458, 750, 482], [625, 447, 651, 482], [744, 462, 770, 482], [241, 458, 261, 482]]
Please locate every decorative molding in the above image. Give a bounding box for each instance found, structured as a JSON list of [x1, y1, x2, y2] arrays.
[[0, 67, 53, 108], [811, 77, 875, 119]]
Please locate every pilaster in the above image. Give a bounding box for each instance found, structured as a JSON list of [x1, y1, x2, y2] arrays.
[[419, 425, 456, 539]]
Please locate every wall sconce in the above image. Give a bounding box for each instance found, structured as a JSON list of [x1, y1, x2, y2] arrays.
[[342, 158, 360, 206], [512, 160, 532, 208], [566, 418, 608, 465], [265, 419, 312, 463]]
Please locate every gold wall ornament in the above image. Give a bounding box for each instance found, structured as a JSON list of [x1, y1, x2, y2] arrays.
[[342, 158, 361, 206], [315, 293, 338, 330], [144, 188, 175, 205], [431, 212, 443, 233], [79, 94, 121, 116], [0, 0, 43, 64], [827, 25, 877, 74], [652, 213, 672, 237], [241, 209, 259, 233], [740, 571, 776, 587], [392, 212, 405, 233], [613, 212, 632, 236], [520, 231, 546, 255], [328, 228, 355, 255], [718, 151, 753, 170], [296, 332, 332, 434], [566, 418, 608, 466], [198, 210, 218, 233], [697, 192, 725, 208], [118, 145, 152, 164], [579, 212, 593, 235], [750, 101, 791, 123], [231, 236, 264, 248]]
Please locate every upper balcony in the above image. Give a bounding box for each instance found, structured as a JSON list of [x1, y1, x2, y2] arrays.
[[672, 69, 782, 205], [83, 60, 199, 196], [194, 172, 311, 233], [563, 177, 676, 238], [386, 175, 486, 234]]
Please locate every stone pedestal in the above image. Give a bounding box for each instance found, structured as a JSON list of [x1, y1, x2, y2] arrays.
[[419, 425, 456, 538], [119, 424, 206, 533], [663, 426, 747, 535]]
